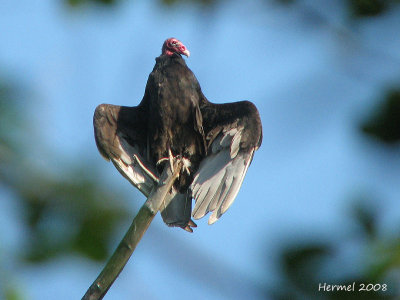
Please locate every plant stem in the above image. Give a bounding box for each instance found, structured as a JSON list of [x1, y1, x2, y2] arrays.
[[82, 160, 182, 300]]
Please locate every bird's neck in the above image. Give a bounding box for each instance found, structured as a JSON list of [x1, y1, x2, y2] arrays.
[[156, 54, 185, 67]]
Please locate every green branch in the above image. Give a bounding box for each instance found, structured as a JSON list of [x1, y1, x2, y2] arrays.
[[82, 160, 182, 300]]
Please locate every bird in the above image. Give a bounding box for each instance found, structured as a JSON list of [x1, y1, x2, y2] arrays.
[[93, 38, 262, 232]]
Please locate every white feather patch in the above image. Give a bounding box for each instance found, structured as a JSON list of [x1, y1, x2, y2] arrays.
[[230, 127, 243, 158], [111, 136, 159, 197], [191, 124, 255, 224]]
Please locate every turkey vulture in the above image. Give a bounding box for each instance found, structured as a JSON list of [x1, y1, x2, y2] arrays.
[[94, 38, 262, 232]]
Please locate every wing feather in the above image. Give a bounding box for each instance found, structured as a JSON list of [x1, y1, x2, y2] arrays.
[[93, 104, 157, 197], [192, 145, 255, 224], [93, 103, 193, 229], [191, 100, 262, 224]]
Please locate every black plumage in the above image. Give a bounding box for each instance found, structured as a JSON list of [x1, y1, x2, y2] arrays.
[[94, 38, 262, 232]]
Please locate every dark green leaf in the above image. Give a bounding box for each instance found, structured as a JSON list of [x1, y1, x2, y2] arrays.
[[348, 0, 388, 17], [361, 89, 400, 144]]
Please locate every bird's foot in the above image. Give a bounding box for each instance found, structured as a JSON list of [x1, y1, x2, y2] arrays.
[[181, 157, 191, 176], [182, 219, 197, 233], [156, 148, 175, 173], [156, 149, 191, 176], [156, 157, 169, 165], [168, 148, 175, 173]]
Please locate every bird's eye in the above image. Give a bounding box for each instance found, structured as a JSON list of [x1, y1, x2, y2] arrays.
[[171, 41, 178, 46]]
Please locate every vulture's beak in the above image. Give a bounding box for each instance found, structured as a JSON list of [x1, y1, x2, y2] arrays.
[[182, 49, 190, 57]]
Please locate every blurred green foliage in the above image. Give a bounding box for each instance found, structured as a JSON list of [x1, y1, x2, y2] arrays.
[[63, 0, 400, 19], [66, 0, 117, 7], [161, 0, 215, 5], [19, 169, 130, 262], [348, 0, 388, 17], [274, 0, 400, 18], [270, 201, 400, 299], [0, 78, 131, 263], [4, 286, 24, 300], [65, 0, 217, 8], [362, 89, 400, 145]]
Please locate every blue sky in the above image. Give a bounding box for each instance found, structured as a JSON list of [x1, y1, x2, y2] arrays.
[[1, 0, 400, 299]]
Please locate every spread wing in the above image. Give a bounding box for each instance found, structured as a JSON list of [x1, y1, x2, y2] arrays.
[[191, 100, 262, 224], [93, 103, 195, 231], [93, 103, 157, 197]]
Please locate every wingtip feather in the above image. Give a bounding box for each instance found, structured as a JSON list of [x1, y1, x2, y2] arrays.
[[208, 214, 219, 225]]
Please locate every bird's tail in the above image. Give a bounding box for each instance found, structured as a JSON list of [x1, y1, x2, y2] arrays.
[[160, 190, 197, 232]]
